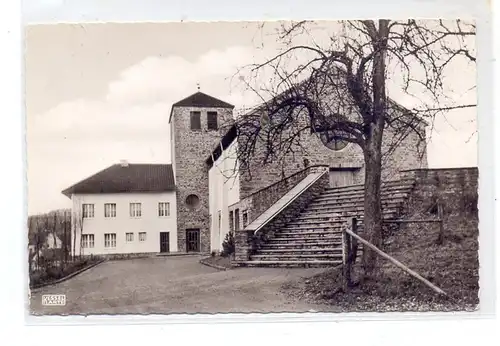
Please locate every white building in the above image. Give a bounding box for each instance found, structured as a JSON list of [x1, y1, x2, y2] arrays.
[[62, 162, 177, 256], [208, 140, 239, 252]]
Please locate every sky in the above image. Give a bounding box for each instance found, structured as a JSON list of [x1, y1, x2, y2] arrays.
[[25, 21, 477, 215]]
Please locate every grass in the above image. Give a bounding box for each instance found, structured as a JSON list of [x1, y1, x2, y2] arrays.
[[29, 256, 103, 289], [202, 255, 233, 269], [282, 214, 479, 312]]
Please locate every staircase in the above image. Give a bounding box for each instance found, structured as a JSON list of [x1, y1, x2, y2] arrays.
[[242, 178, 416, 267]]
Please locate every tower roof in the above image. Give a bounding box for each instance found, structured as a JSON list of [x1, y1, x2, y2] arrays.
[[172, 92, 234, 109]]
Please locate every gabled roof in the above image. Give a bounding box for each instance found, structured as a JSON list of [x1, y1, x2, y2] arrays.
[[61, 163, 175, 198], [172, 91, 234, 109], [169, 91, 234, 123], [205, 67, 429, 167]]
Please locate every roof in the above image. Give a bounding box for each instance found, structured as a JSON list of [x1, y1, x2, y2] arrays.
[[205, 124, 238, 167], [173, 91, 234, 108], [61, 163, 175, 198], [169, 91, 234, 123]]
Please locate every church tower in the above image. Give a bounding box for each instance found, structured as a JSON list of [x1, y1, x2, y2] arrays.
[[169, 91, 234, 253]]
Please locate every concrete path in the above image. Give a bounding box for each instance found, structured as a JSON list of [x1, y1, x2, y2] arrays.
[[29, 256, 337, 315]]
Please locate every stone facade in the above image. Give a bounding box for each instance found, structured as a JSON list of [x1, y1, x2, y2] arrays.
[[171, 103, 234, 253], [238, 114, 428, 199]]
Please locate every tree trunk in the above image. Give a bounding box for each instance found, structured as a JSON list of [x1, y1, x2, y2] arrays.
[[362, 137, 383, 276], [361, 19, 389, 278]]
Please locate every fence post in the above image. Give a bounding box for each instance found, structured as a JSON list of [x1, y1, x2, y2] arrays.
[[342, 221, 352, 290], [437, 203, 445, 245], [350, 217, 359, 265]]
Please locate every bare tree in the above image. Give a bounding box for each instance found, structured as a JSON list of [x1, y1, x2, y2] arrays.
[[230, 19, 476, 278], [72, 201, 85, 259]]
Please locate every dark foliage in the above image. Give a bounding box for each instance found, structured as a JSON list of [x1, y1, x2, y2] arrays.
[[220, 231, 235, 258], [29, 256, 101, 288]]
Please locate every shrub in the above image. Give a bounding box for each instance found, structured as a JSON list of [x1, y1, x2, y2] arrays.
[[211, 250, 217, 257], [45, 266, 64, 280], [220, 231, 235, 258]]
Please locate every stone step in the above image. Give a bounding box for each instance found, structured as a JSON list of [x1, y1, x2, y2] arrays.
[[261, 241, 344, 248], [308, 197, 406, 208], [292, 210, 398, 222], [285, 217, 396, 228], [317, 189, 412, 201], [268, 236, 343, 243], [324, 179, 415, 193], [258, 248, 343, 254], [277, 230, 342, 237], [234, 260, 343, 268], [276, 229, 343, 236], [251, 254, 343, 261], [320, 185, 414, 198], [281, 223, 347, 230], [297, 204, 400, 219]]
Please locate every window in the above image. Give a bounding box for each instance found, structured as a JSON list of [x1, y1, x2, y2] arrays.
[[82, 204, 94, 218], [104, 203, 117, 218], [242, 211, 248, 227], [327, 138, 349, 151], [234, 208, 240, 231], [81, 234, 95, 248], [139, 232, 147, 242], [129, 203, 142, 217], [158, 202, 170, 217], [185, 194, 200, 209], [218, 210, 222, 231], [104, 233, 116, 248], [126, 232, 134, 242], [318, 131, 349, 151], [207, 111, 218, 130], [190, 111, 201, 130], [229, 211, 234, 232]]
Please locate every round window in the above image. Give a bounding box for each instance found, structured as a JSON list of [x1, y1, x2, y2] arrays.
[[185, 194, 200, 208], [319, 131, 349, 151], [325, 138, 349, 151]]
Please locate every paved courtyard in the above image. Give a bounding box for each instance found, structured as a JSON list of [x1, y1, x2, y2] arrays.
[[29, 256, 337, 315]]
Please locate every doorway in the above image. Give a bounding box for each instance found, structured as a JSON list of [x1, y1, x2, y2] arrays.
[[160, 232, 170, 253], [186, 229, 200, 252], [329, 168, 359, 187]]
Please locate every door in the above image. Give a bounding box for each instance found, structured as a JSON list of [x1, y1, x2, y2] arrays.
[[160, 232, 170, 253], [329, 169, 356, 187], [186, 229, 200, 252]]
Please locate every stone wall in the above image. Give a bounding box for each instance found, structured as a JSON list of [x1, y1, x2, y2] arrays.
[[171, 105, 234, 252], [234, 168, 330, 262], [229, 165, 328, 231], [397, 168, 479, 242], [238, 111, 428, 199]]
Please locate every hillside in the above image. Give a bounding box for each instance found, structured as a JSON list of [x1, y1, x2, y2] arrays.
[[28, 208, 72, 246], [282, 169, 479, 311]]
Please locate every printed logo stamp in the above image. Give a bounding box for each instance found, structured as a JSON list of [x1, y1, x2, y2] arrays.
[[42, 294, 66, 306]]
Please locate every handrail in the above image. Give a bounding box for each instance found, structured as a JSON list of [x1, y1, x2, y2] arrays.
[[252, 168, 329, 236], [344, 226, 447, 296]]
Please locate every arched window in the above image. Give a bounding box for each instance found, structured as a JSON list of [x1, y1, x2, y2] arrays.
[[185, 194, 200, 209]]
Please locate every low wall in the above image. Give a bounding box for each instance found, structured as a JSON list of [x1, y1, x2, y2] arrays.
[[234, 167, 330, 262], [397, 167, 479, 241]]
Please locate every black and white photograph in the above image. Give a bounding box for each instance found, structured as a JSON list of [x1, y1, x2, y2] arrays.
[[25, 17, 481, 316]]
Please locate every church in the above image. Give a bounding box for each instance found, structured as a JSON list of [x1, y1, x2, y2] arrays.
[[62, 90, 427, 258]]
